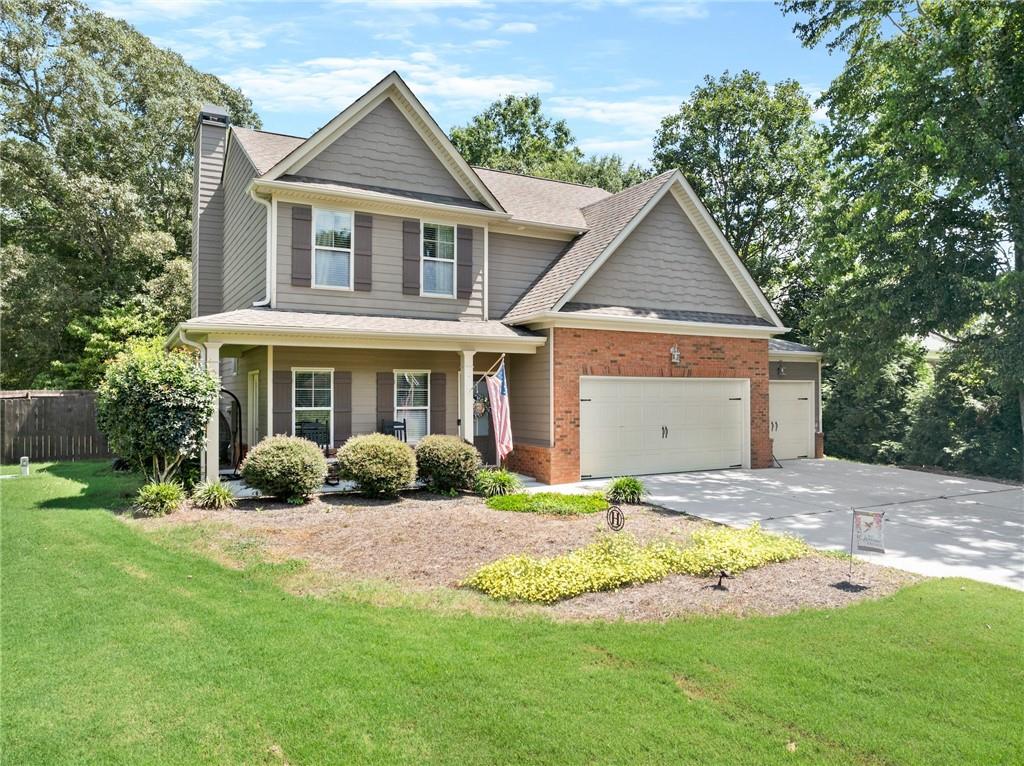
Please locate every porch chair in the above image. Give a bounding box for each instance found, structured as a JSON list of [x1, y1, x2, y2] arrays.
[[380, 418, 407, 442]]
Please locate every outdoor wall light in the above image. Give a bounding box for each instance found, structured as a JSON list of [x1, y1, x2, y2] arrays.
[[776, 361, 786, 377], [669, 344, 681, 365]]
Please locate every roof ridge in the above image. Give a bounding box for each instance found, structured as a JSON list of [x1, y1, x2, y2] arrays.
[[580, 169, 673, 214], [232, 126, 307, 140], [471, 165, 609, 192]]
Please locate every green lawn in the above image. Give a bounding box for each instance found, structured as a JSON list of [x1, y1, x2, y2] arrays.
[[3, 461, 1022, 765]]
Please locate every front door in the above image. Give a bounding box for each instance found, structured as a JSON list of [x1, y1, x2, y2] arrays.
[[769, 381, 814, 459], [473, 377, 497, 465]]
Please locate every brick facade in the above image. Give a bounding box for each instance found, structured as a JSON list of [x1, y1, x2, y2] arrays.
[[512, 327, 772, 485], [815, 431, 825, 459]]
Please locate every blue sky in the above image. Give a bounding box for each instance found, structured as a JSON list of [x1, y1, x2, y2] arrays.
[[95, 0, 842, 165]]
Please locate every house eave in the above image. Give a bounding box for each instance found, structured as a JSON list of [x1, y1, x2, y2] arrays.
[[516, 312, 788, 339]]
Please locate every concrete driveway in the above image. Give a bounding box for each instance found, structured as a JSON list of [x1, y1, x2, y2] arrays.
[[538, 460, 1023, 590]]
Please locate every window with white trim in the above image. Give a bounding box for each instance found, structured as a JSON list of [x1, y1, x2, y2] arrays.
[[421, 222, 455, 297], [395, 371, 429, 443], [293, 369, 332, 448], [313, 209, 352, 289]]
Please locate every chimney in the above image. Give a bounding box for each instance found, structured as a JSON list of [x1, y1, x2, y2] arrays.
[[192, 104, 230, 317]]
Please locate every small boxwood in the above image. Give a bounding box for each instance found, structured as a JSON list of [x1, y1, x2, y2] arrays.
[[605, 476, 646, 504], [485, 492, 607, 516], [337, 433, 416, 497], [133, 481, 185, 518], [474, 468, 523, 497], [241, 435, 328, 503], [415, 435, 481, 493]]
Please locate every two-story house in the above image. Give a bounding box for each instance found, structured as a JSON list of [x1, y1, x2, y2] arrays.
[[175, 72, 823, 485]]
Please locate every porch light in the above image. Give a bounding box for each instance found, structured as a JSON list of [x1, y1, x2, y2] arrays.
[[776, 361, 786, 377], [669, 344, 681, 365]]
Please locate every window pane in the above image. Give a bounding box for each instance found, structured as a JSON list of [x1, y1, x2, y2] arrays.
[[312, 389, 331, 408], [399, 409, 428, 443], [316, 249, 351, 287], [437, 224, 454, 244], [294, 410, 331, 448], [436, 241, 455, 261], [295, 388, 314, 407], [312, 371, 331, 389], [295, 371, 313, 390], [423, 260, 454, 295], [315, 211, 351, 249], [396, 373, 428, 407]]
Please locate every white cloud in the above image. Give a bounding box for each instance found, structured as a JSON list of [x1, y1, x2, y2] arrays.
[[221, 56, 552, 114], [95, 0, 218, 22], [183, 16, 271, 54], [633, 2, 708, 22], [332, 0, 489, 6], [496, 21, 537, 33], [451, 17, 493, 30], [578, 137, 651, 162], [548, 95, 679, 135]]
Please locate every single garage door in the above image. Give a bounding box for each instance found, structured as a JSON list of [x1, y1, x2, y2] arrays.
[[579, 377, 748, 479], [769, 381, 815, 460]]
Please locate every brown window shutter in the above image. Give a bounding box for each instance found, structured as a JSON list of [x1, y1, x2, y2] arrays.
[[456, 226, 473, 299], [376, 372, 394, 432], [353, 213, 372, 292], [429, 372, 446, 434], [333, 371, 352, 447], [402, 219, 420, 295], [272, 370, 292, 435], [291, 205, 312, 287]]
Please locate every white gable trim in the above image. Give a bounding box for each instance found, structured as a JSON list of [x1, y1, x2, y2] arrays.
[[553, 171, 784, 328], [261, 72, 505, 213]]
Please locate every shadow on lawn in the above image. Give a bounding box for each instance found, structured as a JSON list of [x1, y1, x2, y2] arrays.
[[35, 460, 142, 512]]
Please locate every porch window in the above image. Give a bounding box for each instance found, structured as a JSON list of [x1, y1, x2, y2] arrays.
[[293, 369, 332, 447], [395, 371, 429, 443], [421, 222, 455, 297], [313, 209, 352, 289]]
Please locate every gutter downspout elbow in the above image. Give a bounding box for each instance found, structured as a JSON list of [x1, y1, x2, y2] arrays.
[[249, 187, 273, 308]]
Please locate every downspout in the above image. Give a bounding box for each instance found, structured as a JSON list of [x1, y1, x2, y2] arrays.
[[175, 327, 203, 354], [249, 187, 273, 308]]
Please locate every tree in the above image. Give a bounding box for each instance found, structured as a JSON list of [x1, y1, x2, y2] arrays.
[[652, 70, 824, 304], [449, 94, 649, 193], [782, 0, 1024, 475], [1, 0, 259, 388], [97, 341, 219, 483]]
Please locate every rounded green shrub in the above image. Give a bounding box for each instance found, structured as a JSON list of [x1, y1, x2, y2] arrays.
[[134, 481, 185, 518], [415, 435, 481, 492], [241, 435, 328, 503], [336, 433, 416, 497], [473, 468, 523, 497], [605, 476, 646, 504], [191, 480, 237, 510]]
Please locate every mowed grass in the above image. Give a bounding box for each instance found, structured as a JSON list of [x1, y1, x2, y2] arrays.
[[2, 461, 1022, 765]]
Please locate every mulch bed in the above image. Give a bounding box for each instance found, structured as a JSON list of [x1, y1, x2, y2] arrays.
[[137, 491, 920, 621]]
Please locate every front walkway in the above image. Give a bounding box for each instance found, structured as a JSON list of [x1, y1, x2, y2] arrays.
[[534, 459, 1023, 590]]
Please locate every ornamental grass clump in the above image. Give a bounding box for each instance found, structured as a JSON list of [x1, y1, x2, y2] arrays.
[[191, 480, 237, 510], [605, 476, 646, 504], [473, 468, 523, 497], [133, 481, 185, 518]]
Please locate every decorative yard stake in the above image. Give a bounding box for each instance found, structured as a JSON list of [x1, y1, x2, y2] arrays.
[[606, 505, 624, 532]]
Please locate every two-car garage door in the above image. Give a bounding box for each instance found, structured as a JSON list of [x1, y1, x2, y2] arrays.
[[579, 377, 749, 479]]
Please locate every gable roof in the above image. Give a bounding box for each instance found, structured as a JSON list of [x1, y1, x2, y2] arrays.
[[259, 71, 505, 213], [231, 127, 303, 175], [502, 170, 784, 328], [473, 167, 610, 230]]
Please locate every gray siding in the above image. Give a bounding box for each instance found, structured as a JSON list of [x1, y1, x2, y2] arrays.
[[220, 346, 269, 449], [276, 203, 484, 320], [295, 98, 470, 200], [221, 141, 266, 311], [192, 121, 226, 317], [271, 347, 460, 437], [475, 338, 550, 447], [488, 233, 568, 320], [574, 194, 754, 315], [769, 360, 820, 429]]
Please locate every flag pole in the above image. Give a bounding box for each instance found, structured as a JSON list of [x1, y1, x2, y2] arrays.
[[473, 353, 505, 386]]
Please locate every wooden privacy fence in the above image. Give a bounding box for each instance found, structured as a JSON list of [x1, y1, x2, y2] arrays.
[[0, 390, 111, 463]]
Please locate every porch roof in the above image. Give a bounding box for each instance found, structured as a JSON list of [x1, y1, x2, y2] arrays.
[[175, 309, 545, 352]]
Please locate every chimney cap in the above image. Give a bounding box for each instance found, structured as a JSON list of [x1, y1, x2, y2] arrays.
[[198, 103, 230, 128]]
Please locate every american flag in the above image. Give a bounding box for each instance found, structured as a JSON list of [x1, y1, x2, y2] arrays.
[[485, 361, 513, 463]]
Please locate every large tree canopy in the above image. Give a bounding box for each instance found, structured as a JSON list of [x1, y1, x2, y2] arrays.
[[0, 0, 259, 388], [449, 94, 649, 193], [652, 70, 824, 310]]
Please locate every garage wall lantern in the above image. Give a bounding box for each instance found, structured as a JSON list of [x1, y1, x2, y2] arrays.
[[669, 344, 681, 365], [776, 361, 786, 377]]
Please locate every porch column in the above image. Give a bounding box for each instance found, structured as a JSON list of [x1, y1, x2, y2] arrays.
[[460, 349, 475, 441], [204, 342, 222, 482]]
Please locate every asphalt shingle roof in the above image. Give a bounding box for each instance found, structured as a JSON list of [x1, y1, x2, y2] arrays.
[[231, 128, 304, 175], [768, 339, 820, 354], [471, 167, 610, 229]]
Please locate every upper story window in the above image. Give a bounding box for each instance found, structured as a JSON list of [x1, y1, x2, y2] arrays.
[[313, 209, 352, 290], [421, 222, 455, 298]]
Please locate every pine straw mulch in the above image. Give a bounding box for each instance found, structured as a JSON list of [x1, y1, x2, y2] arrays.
[[135, 491, 920, 622]]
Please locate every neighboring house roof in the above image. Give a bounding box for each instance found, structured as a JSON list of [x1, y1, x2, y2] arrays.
[[180, 308, 542, 342], [502, 171, 676, 322], [768, 339, 821, 355], [231, 127, 304, 175], [562, 302, 775, 327], [472, 167, 610, 230]]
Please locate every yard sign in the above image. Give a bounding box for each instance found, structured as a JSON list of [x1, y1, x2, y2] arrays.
[[852, 510, 886, 554]]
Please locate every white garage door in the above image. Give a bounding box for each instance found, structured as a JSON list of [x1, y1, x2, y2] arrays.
[[769, 381, 815, 460], [579, 377, 748, 479]]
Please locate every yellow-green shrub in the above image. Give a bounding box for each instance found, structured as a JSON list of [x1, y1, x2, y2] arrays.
[[463, 523, 809, 603]]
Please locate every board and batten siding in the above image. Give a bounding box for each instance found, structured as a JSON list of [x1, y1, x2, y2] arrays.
[[221, 142, 266, 311], [271, 347, 460, 437], [488, 233, 570, 320], [192, 121, 226, 317], [475, 333, 551, 447], [219, 347, 268, 447], [294, 98, 471, 201], [276, 203, 484, 320], [574, 194, 754, 316], [769, 360, 820, 429]]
